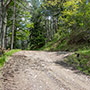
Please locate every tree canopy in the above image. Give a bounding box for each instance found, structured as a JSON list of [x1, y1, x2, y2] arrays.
[[0, 0, 90, 50]]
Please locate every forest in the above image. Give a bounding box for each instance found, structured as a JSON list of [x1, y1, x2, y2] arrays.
[[0, 0, 90, 50], [0, 0, 90, 89]]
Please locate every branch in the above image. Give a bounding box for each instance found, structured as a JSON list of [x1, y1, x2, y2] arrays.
[[1, 0, 4, 7], [6, 0, 12, 9]]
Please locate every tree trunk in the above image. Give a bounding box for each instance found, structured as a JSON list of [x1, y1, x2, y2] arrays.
[[46, 20, 49, 42], [5, 26, 8, 49], [14, 27, 17, 49], [1, 5, 7, 49], [55, 17, 58, 33], [50, 19, 53, 40], [45, 20, 47, 45], [11, 0, 16, 49], [1, 0, 12, 49], [53, 17, 56, 34]]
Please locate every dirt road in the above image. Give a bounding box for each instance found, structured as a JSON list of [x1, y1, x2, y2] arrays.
[[0, 51, 90, 90]]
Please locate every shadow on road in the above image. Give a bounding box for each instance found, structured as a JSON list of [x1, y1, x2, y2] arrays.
[[55, 60, 76, 70], [56, 51, 69, 56], [54, 60, 89, 76]]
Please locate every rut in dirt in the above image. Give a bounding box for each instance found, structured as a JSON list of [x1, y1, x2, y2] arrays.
[[0, 51, 90, 90]]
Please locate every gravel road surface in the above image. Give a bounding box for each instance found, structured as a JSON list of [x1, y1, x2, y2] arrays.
[[0, 51, 90, 90]]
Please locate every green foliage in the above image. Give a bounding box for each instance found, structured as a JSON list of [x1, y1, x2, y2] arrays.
[[6, 0, 33, 49], [0, 49, 21, 68], [27, 0, 46, 50], [42, 0, 90, 51], [66, 49, 90, 75], [5, 49, 21, 56], [3, 0, 90, 51]]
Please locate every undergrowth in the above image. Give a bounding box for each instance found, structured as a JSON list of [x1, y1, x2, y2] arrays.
[[66, 49, 90, 75], [0, 49, 21, 68]]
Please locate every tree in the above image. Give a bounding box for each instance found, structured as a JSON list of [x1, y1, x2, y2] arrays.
[[1, 0, 12, 49], [11, 0, 16, 49], [6, 0, 32, 49]]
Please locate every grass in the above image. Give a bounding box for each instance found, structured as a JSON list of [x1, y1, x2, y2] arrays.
[[41, 38, 90, 52], [65, 49, 90, 75], [0, 49, 21, 68]]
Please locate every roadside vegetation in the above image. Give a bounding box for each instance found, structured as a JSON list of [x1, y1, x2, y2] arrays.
[[65, 49, 90, 75], [0, 49, 21, 68]]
